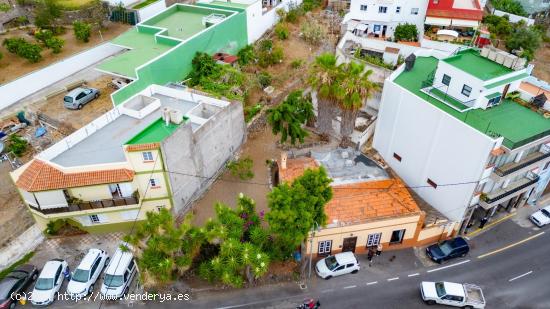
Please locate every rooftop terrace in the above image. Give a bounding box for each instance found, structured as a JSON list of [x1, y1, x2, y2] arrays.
[[394, 56, 550, 149], [442, 49, 514, 81]]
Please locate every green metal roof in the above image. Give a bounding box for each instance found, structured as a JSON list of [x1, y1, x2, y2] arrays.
[[126, 117, 183, 145], [443, 49, 514, 81], [485, 73, 529, 89], [394, 56, 550, 149]]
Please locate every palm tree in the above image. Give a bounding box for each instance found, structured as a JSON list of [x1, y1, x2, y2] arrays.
[[306, 53, 341, 140], [266, 90, 314, 145], [337, 61, 380, 146]]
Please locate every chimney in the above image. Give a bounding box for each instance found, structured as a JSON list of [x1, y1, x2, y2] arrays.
[[405, 54, 416, 71], [280, 152, 288, 170]]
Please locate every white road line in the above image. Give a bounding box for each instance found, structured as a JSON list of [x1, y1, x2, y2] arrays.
[[343, 285, 357, 289], [408, 273, 420, 277], [366, 281, 378, 285], [427, 259, 471, 273], [387, 277, 399, 281], [509, 271, 533, 282], [321, 289, 334, 293]]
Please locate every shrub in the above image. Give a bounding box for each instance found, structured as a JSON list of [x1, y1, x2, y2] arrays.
[[227, 156, 254, 180], [187, 52, 221, 86], [492, 0, 527, 16], [394, 23, 418, 42], [7, 134, 29, 157], [259, 39, 273, 52], [3, 38, 25, 54], [300, 19, 325, 45], [506, 26, 542, 60], [258, 71, 272, 88], [34, 0, 61, 29], [2, 38, 42, 63], [274, 22, 289, 40], [291, 59, 303, 69], [35, 29, 54, 43], [285, 3, 303, 23], [0, 51, 2, 61], [0, 3, 10, 12], [45, 219, 68, 235], [45, 37, 64, 53], [15, 16, 29, 26], [237, 44, 256, 66], [73, 21, 92, 42], [244, 104, 262, 122], [354, 49, 394, 69], [258, 45, 284, 68], [301, 0, 321, 12]]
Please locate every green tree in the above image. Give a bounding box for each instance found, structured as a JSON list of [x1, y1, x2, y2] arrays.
[[34, 0, 61, 29], [45, 37, 64, 53], [267, 90, 314, 145], [393, 23, 418, 41], [73, 21, 92, 42], [266, 167, 332, 258], [492, 0, 527, 16], [187, 52, 221, 86], [483, 15, 512, 38], [0, 3, 11, 12], [337, 61, 380, 146], [3, 38, 42, 62], [506, 26, 542, 60], [6, 134, 28, 157], [237, 44, 256, 66], [306, 53, 340, 139]]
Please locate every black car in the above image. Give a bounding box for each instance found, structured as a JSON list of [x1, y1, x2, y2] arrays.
[[0, 264, 38, 309], [426, 237, 469, 264]]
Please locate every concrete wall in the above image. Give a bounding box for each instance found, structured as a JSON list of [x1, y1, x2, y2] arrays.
[[492, 9, 535, 25], [137, 0, 168, 22], [0, 43, 124, 112], [0, 225, 44, 272], [68, 184, 113, 201], [433, 61, 483, 104], [373, 80, 497, 223]]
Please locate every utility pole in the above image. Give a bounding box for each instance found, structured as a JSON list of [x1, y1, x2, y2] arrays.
[[308, 222, 320, 279]]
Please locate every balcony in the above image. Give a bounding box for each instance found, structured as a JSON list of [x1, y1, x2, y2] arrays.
[[421, 85, 476, 112], [36, 195, 140, 216], [481, 173, 539, 206], [494, 151, 550, 177]]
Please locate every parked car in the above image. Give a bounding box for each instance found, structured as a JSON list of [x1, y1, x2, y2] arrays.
[[315, 252, 360, 279], [426, 237, 469, 264], [420, 281, 485, 308], [63, 87, 100, 110], [31, 259, 68, 306], [529, 206, 550, 227], [0, 264, 38, 309], [100, 245, 136, 299], [67, 249, 109, 298]]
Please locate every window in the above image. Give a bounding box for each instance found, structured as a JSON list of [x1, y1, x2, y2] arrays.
[[427, 178, 438, 189], [378, 6, 387, 13], [410, 8, 419, 15], [488, 95, 501, 106], [89, 214, 101, 224], [395, 6, 401, 13], [461, 84, 472, 97], [544, 161, 550, 171], [318, 240, 332, 255], [393, 153, 402, 162], [346, 263, 355, 268], [367, 233, 382, 247], [142, 151, 153, 161], [149, 178, 160, 188], [128, 259, 135, 271], [360, 4, 367, 11], [442, 74, 451, 86], [390, 229, 405, 244], [335, 265, 345, 271], [124, 270, 130, 282], [90, 258, 100, 276], [156, 206, 164, 212]]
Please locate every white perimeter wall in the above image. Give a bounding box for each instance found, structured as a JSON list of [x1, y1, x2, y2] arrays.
[[245, 0, 303, 44], [137, 0, 167, 22], [373, 80, 497, 222], [0, 43, 124, 111], [492, 9, 535, 26]]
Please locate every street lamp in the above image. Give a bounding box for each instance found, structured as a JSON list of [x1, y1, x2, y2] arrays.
[[308, 221, 321, 279]]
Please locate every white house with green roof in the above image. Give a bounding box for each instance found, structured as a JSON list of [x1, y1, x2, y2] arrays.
[[373, 47, 550, 233]]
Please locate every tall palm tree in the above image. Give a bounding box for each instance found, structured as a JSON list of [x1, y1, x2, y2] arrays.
[[306, 53, 341, 140], [337, 61, 380, 146]]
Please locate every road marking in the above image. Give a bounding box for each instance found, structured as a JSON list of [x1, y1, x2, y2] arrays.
[[408, 273, 420, 277], [466, 212, 517, 237], [478, 232, 545, 259], [343, 285, 357, 289], [321, 289, 334, 293], [509, 271, 533, 282], [387, 277, 399, 281], [366, 281, 378, 285], [427, 259, 470, 273]]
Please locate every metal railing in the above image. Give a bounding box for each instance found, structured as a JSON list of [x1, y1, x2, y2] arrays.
[[38, 196, 139, 215], [494, 151, 550, 177], [483, 174, 539, 204]]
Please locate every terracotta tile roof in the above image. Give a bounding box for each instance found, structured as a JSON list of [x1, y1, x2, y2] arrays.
[[385, 47, 400, 54], [16, 159, 134, 192], [520, 82, 550, 99], [279, 157, 319, 183], [326, 179, 421, 224], [427, 0, 483, 21], [213, 52, 238, 64], [125, 143, 160, 152], [398, 41, 421, 47]]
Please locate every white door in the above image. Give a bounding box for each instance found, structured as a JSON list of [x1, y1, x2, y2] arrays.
[[118, 183, 134, 198]]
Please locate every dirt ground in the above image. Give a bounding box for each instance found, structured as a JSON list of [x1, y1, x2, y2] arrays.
[[532, 42, 550, 82], [0, 22, 131, 85]]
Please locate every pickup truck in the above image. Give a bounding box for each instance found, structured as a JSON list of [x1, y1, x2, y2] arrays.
[[420, 281, 485, 309]]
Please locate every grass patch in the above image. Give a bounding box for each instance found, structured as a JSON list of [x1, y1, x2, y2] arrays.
[[55, 0, 96, 10], [132, 0, 158, 9], [0, 252, 35, 280]]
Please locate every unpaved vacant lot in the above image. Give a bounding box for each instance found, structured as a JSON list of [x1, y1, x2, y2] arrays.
[[532, 42, 550, 82]]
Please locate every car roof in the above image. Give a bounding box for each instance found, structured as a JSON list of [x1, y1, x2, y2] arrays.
[[0, 278, 19, 297], [40, 260, 63, 278], [451, 237, 468, 247], [105, 248, 133, 276], [77, 249, 102, 270], [334, 252, 356, 264], [67, 87, 86, 97], [443, 282, 465, 297]]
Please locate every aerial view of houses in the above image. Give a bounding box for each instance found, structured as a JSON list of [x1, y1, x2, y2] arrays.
[[0, 0, 549, 307]]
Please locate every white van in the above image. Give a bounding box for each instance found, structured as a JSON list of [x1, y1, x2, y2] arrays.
[[100, 245, 137, 299]]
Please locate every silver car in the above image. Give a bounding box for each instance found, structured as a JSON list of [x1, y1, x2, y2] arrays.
[[64, 87, 100, 110]]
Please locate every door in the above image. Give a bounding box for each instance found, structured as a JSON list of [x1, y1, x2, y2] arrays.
[[342, 237, 357, 252], [502, 84, 510, 100], [382, 25, 387, 37], [333, 264, 346, 276]]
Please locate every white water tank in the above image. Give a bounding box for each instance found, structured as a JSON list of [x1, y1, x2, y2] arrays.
[[170, 109, 184, 124]]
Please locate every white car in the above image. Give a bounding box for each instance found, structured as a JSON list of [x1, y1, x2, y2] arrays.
[[315, 252, 360, 279], [420, 281, 485, 308], [67, 249, 109, 298], [31, 259, 69, 306], [530, 206, 550, 227]]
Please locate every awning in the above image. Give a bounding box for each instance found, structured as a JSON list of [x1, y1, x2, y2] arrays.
[[425, 16, 452, 26], [437, 29, 459, 38], [355, 23, 368, 31], [451, 19, 479, 28]]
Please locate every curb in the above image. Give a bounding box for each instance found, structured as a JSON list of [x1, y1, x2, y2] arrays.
[[465, 212, 517, 238]]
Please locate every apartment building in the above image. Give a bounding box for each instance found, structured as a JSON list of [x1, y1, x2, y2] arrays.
[[11, 85, 245, 233], [276, 149, 455, 257], [373, 47, 550, 233], [344, 0, 429, 39]]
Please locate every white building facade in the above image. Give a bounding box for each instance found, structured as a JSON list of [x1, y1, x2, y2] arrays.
[[344, 0, 429, 39]]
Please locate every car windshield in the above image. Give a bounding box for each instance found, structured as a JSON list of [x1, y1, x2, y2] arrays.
[[34, 278, 54, 290], [439, 241, 453, 255], [435, 282, 446, 298], [542, 209, 550, 218], [64, 96, 73, 103], [324, 256, 339, 271], [72, 269, 90, 283], [103, 274, 124, 287]]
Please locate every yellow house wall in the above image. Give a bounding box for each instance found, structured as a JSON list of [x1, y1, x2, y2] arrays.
[[125, 149, 164, 173], [134, 172, 169, 199], [68, 185, 112, 201]]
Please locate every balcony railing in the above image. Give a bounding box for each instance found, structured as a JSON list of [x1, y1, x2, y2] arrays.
[[421, 85, 477, 112], [37, 196, 140, 215], [483, 174, 539, 205], [494, 151, 550, 177]]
